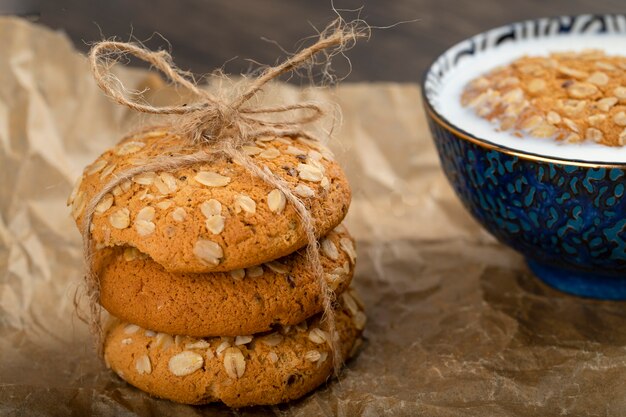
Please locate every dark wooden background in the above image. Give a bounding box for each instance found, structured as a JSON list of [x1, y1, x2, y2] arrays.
[[3, 0, 625, 82]]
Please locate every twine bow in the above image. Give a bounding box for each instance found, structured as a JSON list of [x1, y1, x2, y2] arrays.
[[89, 21, 356, 147], [82, 19, 367, 377]]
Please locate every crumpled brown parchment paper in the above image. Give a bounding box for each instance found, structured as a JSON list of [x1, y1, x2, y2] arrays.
[[2, 16, 626, 417]]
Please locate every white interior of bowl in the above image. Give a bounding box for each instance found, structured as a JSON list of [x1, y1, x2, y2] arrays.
[[425, 15, 626, 164]]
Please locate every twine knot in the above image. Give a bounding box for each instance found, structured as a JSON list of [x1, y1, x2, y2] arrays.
[[193, 101, 241, 145]]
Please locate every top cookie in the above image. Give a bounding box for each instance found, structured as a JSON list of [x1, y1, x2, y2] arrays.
[[69, 127, 351, 273]]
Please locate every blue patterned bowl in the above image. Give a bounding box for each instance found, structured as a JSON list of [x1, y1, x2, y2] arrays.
[[422, 14, 626, 300]]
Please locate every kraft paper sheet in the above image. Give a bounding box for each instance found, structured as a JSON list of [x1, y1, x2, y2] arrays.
[[2, 17, 626, 417]]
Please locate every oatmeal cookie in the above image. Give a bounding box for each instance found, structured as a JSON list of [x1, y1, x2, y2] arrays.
[[97, 225, 356, 337], [103, 290, 365, 407], [69, 127, 351, 272]]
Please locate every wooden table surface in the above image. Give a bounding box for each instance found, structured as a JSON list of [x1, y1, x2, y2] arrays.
[[14, 0, 626, 82]]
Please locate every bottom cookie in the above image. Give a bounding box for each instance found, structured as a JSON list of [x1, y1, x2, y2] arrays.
[[104, 289, 366, 407]]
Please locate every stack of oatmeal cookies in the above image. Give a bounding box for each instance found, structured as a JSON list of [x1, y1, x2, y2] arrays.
[[69, 128, 365, 407]]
